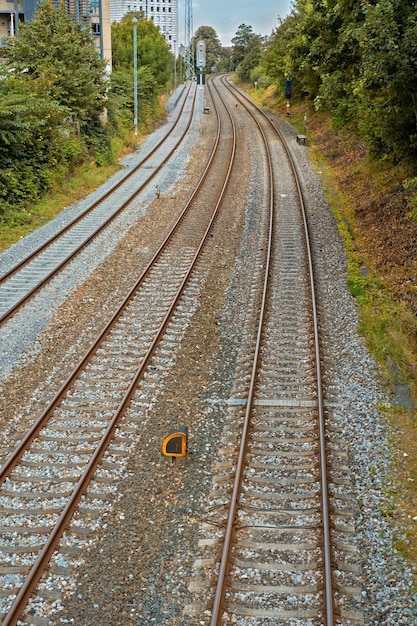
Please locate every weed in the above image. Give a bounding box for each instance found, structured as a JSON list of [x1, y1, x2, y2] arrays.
[[0, 161, 121, 252], [404, 177, 417, 219]]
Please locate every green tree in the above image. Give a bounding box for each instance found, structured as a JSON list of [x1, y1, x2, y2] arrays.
[[356, 0, 417, 158], [192, 26, 222, 73], [217, 47, 233, 73], [0, 68, 81, 217], [110, 12, 172, 133], [232, 24, 255, 68], [111, 13, 171, 89], [237, 35, 263, 81], [259, 0, 417, 160], [1, 0, 110, 218], [7, 0, 107, 126], [0, 72, 69, 163], [231, 24, 263, 81]]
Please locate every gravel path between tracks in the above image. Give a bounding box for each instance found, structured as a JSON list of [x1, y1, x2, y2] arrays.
[[0, 86, 203, 383], [1, 88, 417, 625]]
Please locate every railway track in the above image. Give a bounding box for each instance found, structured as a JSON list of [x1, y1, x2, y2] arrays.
[[185, 77, 364, 624], [0, 77, 371, 625], [0, 78, 239, 625], [0, 83, 196, 325]]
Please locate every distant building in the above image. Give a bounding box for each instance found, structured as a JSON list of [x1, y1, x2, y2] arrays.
[[64, 0, 112, 69], [0, 0, 178, 65], [110, 0, 178, 56], [0, 0, 112, 70]]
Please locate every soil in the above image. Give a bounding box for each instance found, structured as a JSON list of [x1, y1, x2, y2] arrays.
[[310, 119, 417, 314], [305, 110, 417, 576]]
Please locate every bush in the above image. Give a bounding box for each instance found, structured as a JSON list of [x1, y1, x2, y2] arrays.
[[403, 177, 417, 219]]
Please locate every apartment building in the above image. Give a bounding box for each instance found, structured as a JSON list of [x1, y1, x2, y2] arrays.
[[0, 0, 177, 65], [110, 0, 179, 56], [64, 0, 112, 68]]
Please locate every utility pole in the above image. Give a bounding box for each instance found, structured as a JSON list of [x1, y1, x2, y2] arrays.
[[179, 44, 185, 85], [12, 0, 18, 37], [184, 0, 194, 80], [173, 40, 177, 90]]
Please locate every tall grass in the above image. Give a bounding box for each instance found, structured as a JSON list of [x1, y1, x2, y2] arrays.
[[0, 160, 122, 252]]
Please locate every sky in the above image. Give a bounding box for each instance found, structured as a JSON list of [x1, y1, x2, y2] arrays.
[[183, 0, 293, 46]]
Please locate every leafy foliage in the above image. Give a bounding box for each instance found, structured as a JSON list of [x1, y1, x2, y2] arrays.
[[112, 13, 171, 86], [0, 4, 174, 223], [7, 0, 107, 125], [0, 0, 108, 219], [231, 24, 263, 81], [256, 0, 417, 162], [109, 12, 172, 134]]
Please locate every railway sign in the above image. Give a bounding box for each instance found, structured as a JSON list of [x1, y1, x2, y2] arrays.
[[162, 426, 188, 458], [196, 40, 206, 69]]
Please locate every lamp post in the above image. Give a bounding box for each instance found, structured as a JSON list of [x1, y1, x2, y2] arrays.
[[132, 17, 138, 138], [173, 40, 177, 91]]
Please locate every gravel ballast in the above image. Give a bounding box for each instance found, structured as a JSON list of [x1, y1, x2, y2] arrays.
[[1, 86, 416, 625]]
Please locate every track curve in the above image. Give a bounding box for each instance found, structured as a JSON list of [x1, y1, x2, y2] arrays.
[[185, 76, 364, 626]]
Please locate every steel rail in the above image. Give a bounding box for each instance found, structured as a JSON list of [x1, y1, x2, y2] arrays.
[[209, 76, 335, 625], [0, 83, 219, 486], [226, 77, 335, 625], [1, 77, 238, 626], [0, 85, 196, 325], [209, 75, 275, 626]]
